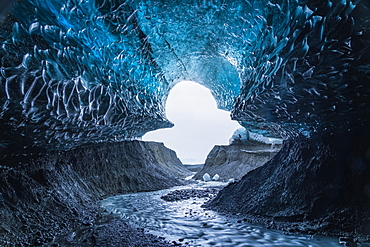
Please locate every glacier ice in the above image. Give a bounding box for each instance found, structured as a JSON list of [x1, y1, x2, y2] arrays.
[[0, 0, 369, 151], [227, 178, 235, 185], [230, 128, 283, 145], [203, 173, 211, 182], [229, 128, 250, 145]]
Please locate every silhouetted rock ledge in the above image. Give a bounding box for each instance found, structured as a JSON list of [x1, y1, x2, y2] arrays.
[[193, 143, 281, 182], [206, 130, 370, 245], [0, 140, 191, 246]]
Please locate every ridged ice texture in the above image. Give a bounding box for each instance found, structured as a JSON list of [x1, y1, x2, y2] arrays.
[[134, 0, 370, 137], [0, 0, 173, 150], [1, 0, 370, 150], [232, 0, 370, 136]]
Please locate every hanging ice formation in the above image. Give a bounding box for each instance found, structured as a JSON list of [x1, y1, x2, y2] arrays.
[[0, 0, 369, 151]]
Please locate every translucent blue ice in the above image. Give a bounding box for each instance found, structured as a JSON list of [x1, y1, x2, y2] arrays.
[[0, 0, 369, 150]]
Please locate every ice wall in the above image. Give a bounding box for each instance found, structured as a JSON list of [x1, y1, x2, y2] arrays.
[[233, 0, 370, 137], [0, 0, 369, 151], [0, 0, 173, 150]]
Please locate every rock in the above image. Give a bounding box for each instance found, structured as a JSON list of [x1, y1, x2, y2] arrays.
[[160, 188, 220, 202], [206, 130, 370, 243], [0, 140, 191, 246], [53, 216, 175, 247], [193, 142, 281, 182]]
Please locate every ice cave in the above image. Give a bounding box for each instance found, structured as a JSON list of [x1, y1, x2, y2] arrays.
[[0, 0, 370, 246]]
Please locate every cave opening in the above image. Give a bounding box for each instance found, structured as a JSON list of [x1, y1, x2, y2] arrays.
[[1, 0, 370, 246], [143, 80, 240, 164]]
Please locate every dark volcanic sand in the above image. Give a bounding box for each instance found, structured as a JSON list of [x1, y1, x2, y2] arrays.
[[52, 214, 178, 247]]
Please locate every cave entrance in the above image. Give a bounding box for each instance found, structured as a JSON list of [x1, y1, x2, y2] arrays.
[[143, 81, 240, 164]]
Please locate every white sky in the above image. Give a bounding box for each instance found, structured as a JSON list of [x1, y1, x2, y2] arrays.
[[143, 81, 241, 164]]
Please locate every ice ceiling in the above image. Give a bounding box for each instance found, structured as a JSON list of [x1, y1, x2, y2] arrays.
[[0, 0, 370, 151]]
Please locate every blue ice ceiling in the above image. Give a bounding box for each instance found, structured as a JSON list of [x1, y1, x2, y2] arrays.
[[0, 0, 369, 150]]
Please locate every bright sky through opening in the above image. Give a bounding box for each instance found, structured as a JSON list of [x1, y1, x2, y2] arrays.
[[143, 81, 241, 164]]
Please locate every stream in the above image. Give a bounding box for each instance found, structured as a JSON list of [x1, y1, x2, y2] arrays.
[[101, 181, 343, 247]]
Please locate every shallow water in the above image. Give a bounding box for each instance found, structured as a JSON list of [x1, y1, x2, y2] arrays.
[[101, 182, 343, 247]]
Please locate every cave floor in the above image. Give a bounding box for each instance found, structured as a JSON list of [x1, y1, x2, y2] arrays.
[[100, 182, 343, 247]]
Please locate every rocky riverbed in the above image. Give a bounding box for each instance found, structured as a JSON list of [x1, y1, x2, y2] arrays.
[[1, 137, 369, 246], [0, 141, 191, 246], [101, 181, 343, 247]]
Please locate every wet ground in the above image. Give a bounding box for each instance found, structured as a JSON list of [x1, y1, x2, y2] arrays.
[[101, 181, 343, 247]]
